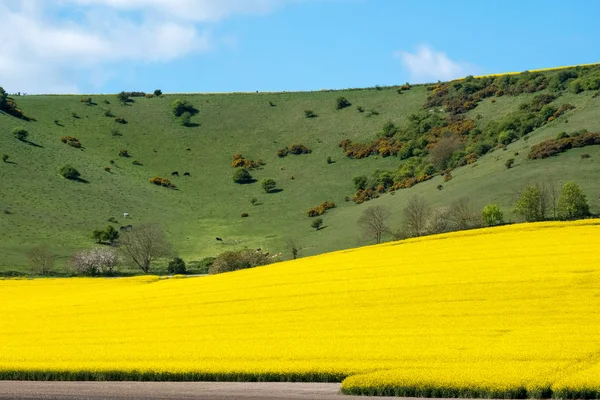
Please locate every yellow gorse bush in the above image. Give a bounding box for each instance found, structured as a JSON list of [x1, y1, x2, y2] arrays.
[[2, 220, 600, 397]]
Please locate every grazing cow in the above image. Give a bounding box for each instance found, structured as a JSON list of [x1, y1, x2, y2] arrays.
[[184, 172, 191, 176], [216, 237, 223, 241], [171, 171, 179, 176], [123, 212, 129, 218]]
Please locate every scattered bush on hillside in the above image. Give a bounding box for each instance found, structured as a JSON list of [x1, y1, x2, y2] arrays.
[[2, 154, 8, 163], [144, 94, 154, 98], [59, 165, 81, 181], [27, 245, 56, 275], [119, 149, 130, 157], [528, 132, 600, 159], [80, 97, 93, 105], [505, 158, 515, 169], [117, 92, 130, 104], [304, 110, 317, 118], [0, 87, 33, 120], [557, 181, 590, 220], [437, 184, 443, 190], [71, 112, 80, 119], [154, 89, 162, 97], [306, 201, 336, 217], [261, 178, 277, 193], [336, 96, 351, 110], [241, 212, 249, 218], [180, 111, 192, 127], [366, 109, 379, 117], [103, 99, 110, 105], [150, 177, 176, 189], [276, 147, 289, 157], [132, 160, 143, 166], [357, 106, 364, 113], [104, 166, 111, 172], [104, 109, 114, 117], [232, 168, 253, 184], [115, 116, 127, 124], [12, 127, 29, 141], [429, 136, 464, 170], [167, 257, 186, 274], [171, 99, 197, 117], [311, 218, 324, 231], [581, 153, 590, 159], [380, 121, 399, 138], [60, 136, 82, 148], [231, 153, 265, 169], [269, 101, 276, 107], [70, 247, 120, 276], [326, 156, 333, 164], [401, 83, 411, 90], [91, 225, 119, 245], [209, 249, 272, 274], [288, 144, 312, 155]]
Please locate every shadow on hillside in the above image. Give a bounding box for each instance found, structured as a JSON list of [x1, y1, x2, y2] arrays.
[[72, 177, 90, 184], [238, 179, 258, 185], [184, 123, 201, 128], [23, 140, 43, 148], [268, 188, 284, 194]]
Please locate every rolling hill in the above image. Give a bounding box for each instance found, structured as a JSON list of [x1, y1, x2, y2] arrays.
[[1, 64, 600, 274]]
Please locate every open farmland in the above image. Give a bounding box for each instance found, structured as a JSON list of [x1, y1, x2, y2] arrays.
[[2, 220, 600, 398]]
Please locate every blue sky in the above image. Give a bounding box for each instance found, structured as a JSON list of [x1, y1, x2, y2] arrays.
[[1, 0, 598, 94]]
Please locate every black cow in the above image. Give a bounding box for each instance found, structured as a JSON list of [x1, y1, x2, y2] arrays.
[[216, 237, 223, 241], [171, 171, 179, 176], [183, 172, 191, 176]]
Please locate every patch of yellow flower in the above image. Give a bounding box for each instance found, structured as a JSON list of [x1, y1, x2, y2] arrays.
[[474, 62, 600, 78], [2, 220, 600, 398]]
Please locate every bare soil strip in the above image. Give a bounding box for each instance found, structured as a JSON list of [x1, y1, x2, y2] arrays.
[[0, 381, 401, 400]]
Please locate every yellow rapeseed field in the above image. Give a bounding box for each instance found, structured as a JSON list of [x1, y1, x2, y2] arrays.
[[2, 220, 600, 398], [473, 62, 600, 78]]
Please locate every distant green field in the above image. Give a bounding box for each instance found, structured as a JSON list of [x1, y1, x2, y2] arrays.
[[1, 67, 599, 275]]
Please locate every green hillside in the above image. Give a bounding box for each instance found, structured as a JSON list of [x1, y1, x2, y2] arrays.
[[1, 65, 600, 275]]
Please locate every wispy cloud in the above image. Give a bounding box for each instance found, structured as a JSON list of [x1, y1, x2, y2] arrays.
[[395, 44, 480, 83], [0, 0, 299, 93]]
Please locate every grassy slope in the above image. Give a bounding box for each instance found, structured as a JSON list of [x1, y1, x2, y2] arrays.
[[1, 77, 600, 274]]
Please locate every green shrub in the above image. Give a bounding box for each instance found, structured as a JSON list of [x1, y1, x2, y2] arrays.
[[2, 154, 8, 163], [326, 156, 333, 164], [209, 249, 271, 274], [191, 257, 215, 274], [114, 116, 127, 124], [276, 148, 289, 157], [261, 178, 277, 193], [153, 89, 162, 97], [381, 121, 398, 138], [180, 111, 192, 126], [119, 149, 130, 157], [557, 181, 590, 219], [482, 204, 504, 226], [505, 158, 515, 169], [288, 144, 311, 155], [111, 129, 122, 137], [167, 257, 186, 274], [336, 96, 351, 110], [61, 136, 82, 148], [171, 99, 196, 117], [353, 175, 369, 190], [311, 218, 324, 230], [12, 127, 28, 141], [233, 168, 253, 184], [59, 165, 80, 180], [356, 106, 364, 113], [304, 110, 317, 118], [104, 109, 114, 117], [149, 177, 176, 189]]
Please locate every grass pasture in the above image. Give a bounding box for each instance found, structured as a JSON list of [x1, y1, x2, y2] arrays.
[[2, 65, 600, 275], [2, 220, 600, 398]]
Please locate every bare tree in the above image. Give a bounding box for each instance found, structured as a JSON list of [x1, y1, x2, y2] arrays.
[[118, 223, 172, 274], [286, 238, 302, 260], [403, 196, 430, 238], [358, 205, 391, 244], [449, 197, 482, 231], [426, 206, 453, 235], [27, 245, 56, 275], [429, 136, 464, 170]]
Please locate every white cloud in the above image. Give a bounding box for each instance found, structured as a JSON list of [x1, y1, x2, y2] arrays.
[[396, 44, 479, 83], [0, 0, 297, 93]]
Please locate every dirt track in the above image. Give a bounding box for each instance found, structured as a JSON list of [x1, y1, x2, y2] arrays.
[[0, 381, 400, 400]]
